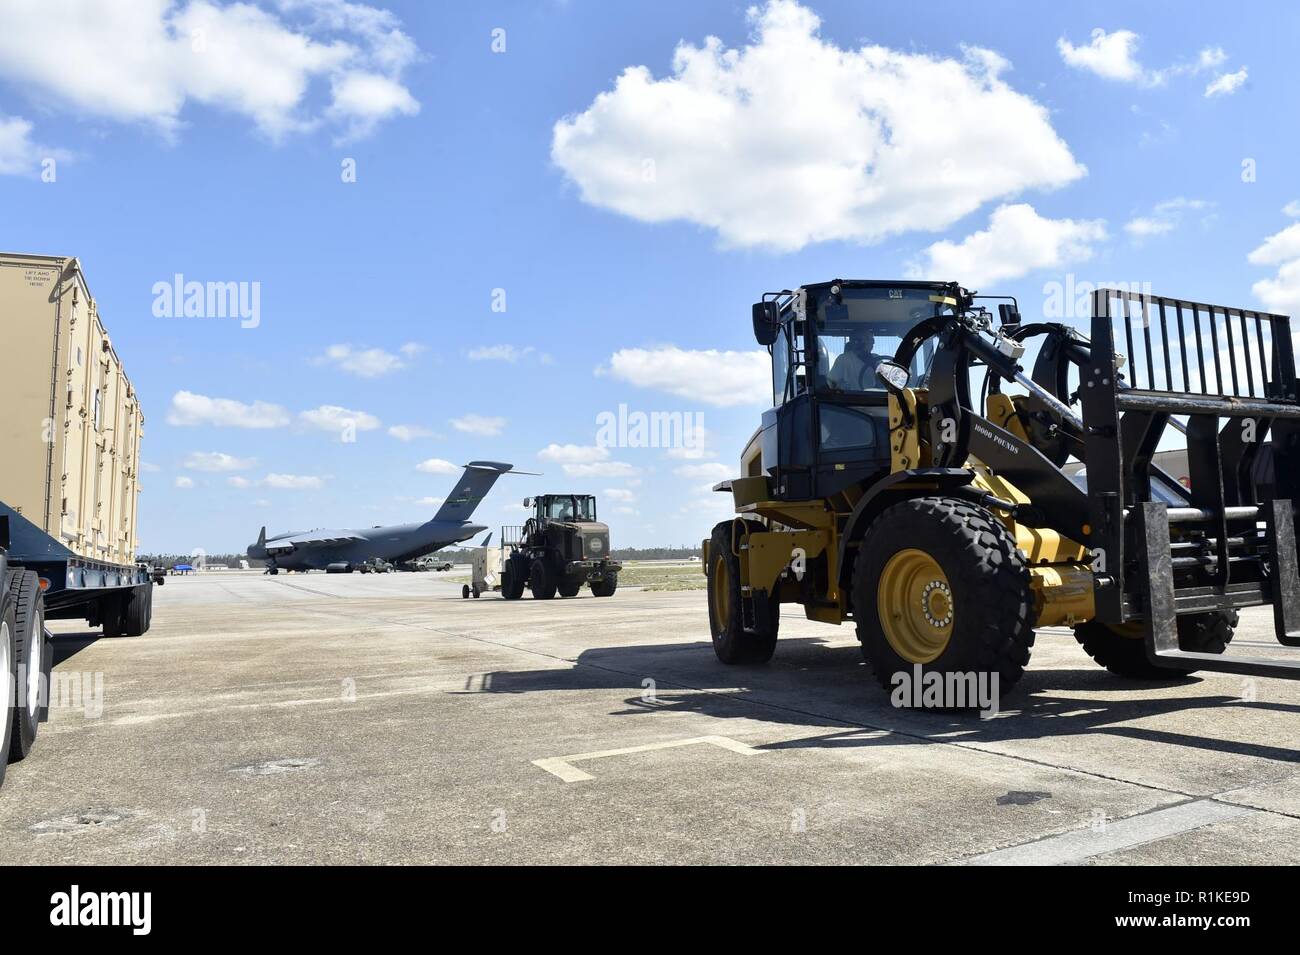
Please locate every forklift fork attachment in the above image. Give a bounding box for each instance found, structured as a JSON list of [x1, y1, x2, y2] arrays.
[[1139, 501, 1300, 678]]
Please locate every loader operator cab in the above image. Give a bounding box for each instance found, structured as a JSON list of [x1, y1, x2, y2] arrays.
[[752, 281, 954, 500], [533, 494, 596, 524]]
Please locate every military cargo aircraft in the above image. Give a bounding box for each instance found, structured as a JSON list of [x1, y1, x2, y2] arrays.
[[247, 461, 517, 573]]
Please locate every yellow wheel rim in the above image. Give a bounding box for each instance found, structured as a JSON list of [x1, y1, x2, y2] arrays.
[[877, 549, 954, 663], [712, 554, 731, 627]]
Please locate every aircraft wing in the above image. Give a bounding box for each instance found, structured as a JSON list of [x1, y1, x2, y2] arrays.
[[266, 530, 366, 553]]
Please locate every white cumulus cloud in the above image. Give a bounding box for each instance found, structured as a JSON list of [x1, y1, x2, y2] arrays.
[[674, 462, 732, 482], [562, 461, 637, 478], [552, 0, 1083, 252], [908, 204, 1106, 288], [536, 444, 636, 477], [538, 444, 609, 464], [0, 0, 420, 142], [1205, 67, 1248, 98], [467, 344, 535, 362], [1123, 197, 1211, 239], [0, 114, 68, 176], [174, 475, 195, 489], [387, 424, 434, 441], [316, 343, 406, 377], [449, 413, 506, 436], [416, 458, 460, 475], [1249, 222, 1300, 313], [262, 473, 326, 489], [600, 346, 769, 407], [1058, 28, 1152, 83], [183, 450, 255, 471], [298, 404, 381, 435], [167, 390, 290, 428]]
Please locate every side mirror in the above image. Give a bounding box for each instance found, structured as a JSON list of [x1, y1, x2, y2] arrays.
[[874, 360, 910, 395], [998, 303, 1021, 328], [751, 301, 781, 346], [522, 497, 531, 508]]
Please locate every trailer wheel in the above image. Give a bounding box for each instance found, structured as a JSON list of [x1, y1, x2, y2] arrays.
[[462, 585, 470, 599], [590, 577, 617, 598], [558, 579, 581, 598], [109, 587, 149, 639], [707, 520, 779, 664], [529, 559, 557, 600], [0, 592, 16, 788], [501, 563, 525, 600], [1073, 610, 1237, 679], [7, 570, 46, 761], [854, 497, 1035, 701]]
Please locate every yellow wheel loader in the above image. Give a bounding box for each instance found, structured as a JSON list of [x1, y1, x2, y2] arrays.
[[702, 280, 1300, 701]]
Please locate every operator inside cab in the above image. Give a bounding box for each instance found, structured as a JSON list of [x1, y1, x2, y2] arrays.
[[828, 327, 893, 391]]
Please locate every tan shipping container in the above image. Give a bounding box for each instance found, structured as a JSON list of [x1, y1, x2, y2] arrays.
[[0, 253, 145, 566]]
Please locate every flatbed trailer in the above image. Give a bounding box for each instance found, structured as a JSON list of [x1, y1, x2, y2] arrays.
[[1, 253, 155, 787]]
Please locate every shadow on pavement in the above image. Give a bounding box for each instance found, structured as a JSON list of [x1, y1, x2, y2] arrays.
[[475, 637, 1300, 764], [49, 631, 104, 667]]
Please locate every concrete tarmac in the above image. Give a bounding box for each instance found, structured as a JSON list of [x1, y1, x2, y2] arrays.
[[1, 570, 1297, 864]]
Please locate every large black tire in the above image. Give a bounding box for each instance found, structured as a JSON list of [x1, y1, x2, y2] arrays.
[[558, 579, 582, 598], [855, 497, 1035, 701], [707, 520, 779, 664], [529, 559, 557, 600], [0, 589, 17, 788], [7, 570, 45, 762], [120, 585, 150, 637], [501, 562, 526, 600], [590, 576, 617, 598], [1073, 610, 1237, 679]]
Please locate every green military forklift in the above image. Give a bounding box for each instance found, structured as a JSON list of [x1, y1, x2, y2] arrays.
[[503, 494, 621, 599]]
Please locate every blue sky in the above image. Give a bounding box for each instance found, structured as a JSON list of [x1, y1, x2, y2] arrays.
[[2, 0, 1298, 553]]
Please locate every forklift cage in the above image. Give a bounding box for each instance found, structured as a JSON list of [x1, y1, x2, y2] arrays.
[[1079, 288, 1300, 676]]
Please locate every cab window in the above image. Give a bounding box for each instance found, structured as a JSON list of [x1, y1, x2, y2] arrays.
[[771, 323, 790, 406], [816, 287, 945, 393]]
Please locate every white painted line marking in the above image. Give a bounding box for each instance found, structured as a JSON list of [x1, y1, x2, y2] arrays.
[[532, 735, 764, 782], [955, 799, 1255, 866]]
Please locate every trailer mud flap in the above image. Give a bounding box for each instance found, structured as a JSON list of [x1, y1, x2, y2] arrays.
[[1138, 501, 1300, 677]]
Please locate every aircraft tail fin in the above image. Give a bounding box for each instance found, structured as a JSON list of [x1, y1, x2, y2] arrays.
[[256, 526, 266, 547], [479, 532, 493, 547], [432, 462, 516, 525]]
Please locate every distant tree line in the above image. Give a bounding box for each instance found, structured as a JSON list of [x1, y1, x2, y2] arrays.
[[140, 544, 704, 569], [137, 553, 252, 568], [610, 546, 702, 560]]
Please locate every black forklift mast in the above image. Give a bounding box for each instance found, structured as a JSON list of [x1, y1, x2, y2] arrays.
[[1079, 288, 1300, 676], [892, 286, 1300, 679]]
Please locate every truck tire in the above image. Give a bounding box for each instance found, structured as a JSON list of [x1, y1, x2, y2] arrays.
[[106, 586, 149, 638], [529, 559, 557, 600], [558, 579, 581, 598], [0, 592, 16, 788], [590, 577, 617, 597], [1073, 610, 1237, 679], [854, 497, 1035, 701], [707, 520, 779, 664], [501, 563, 526, 600], [462, 585, 470, 599], [7, 570, 46, 761]]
